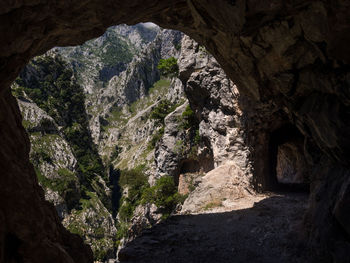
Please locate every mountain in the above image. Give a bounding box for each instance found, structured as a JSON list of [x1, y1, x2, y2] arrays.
[[12, 23, 185, 262]]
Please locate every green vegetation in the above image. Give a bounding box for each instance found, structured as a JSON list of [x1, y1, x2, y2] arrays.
[[115, 222, 129, 245], [148, 78, 171, 94], [11, 81, 25, 98], [65, 191, 113, 261], [194, 129, 201, 144], [174, 43, 181, 51], [174, 140, 186, 156], [150, 100, 176, 124], [16, 55, 106, 195], [148, 127, 164, 150], [203, 200, 223, 211], [70, 28, 134, 74], [178, 105, 202, 155], [157, 57, 179, 77], [102, 78, 172, 136], [100, 37, 133, 67], [110, 145, 123, 161], [115, 166, 149, 243], [118, 165, 149, 222], [199, 45, 209, 56], [35, 167, 79, 210], [147, 99, 182, 149], [116, 167, 185, 242], [180, 105, 198, 130], [142, 176, 186, 219]]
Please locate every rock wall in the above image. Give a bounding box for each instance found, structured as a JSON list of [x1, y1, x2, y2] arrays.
[[0, 89, 93, 263], [178, 36, 251, 174], [1, 1, 350, 262], [276, 142, 308, 185]]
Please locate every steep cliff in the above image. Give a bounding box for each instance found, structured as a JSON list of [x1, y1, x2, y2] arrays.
[[11, 24, 187, 262], [12, 55, 116, 261]]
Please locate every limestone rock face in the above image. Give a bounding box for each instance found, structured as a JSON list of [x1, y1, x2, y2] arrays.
[[276, 142, 307, 184], [58, 25, 181, 145], [178, 36, 251, 175], [17, 96, 80, 217], [127, 203, 162, 241], [181, 163, 251, 214], [16, 96, 58, 133], [62, 192, 117, 260], [0, 89, 93, 263], [155, 103, 189, 178], [1, 1, 350, 262], [154, 101, 214, 184]]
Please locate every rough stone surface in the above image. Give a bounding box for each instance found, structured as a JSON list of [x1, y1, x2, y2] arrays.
[[154, 101, 214, 183], [0, 1, 350, 262], [119, 193, 309, 263], [0, 89, 93, 263], [276, 142, 308, 184], [181, 163, 252, 214], [177, 173, 202, 196], [178, 35, 251, 175]]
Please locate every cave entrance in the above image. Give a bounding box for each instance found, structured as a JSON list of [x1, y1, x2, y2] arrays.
[[268, 124, 310, 192], [180, 159, 201, 174], [176, 151, 214, 195]]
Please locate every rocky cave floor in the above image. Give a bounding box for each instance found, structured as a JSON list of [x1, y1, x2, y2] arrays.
[[118, 192, 309, 263]]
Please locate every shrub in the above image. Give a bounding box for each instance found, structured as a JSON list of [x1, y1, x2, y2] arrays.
[[194, 129, 201, 145], [118, 200, 134, 222], [115, 222, 129, 246], [142, 176, 185, 218], [148, 127, 164, 150], [117, 166, 149, 221], [150, 100, 175, 124], [16, 55, 107, 192], [157, 57, 179, 77], [110, 145, 122, 161], [118, 165, 148, 189], [180, 105, 198, 130]]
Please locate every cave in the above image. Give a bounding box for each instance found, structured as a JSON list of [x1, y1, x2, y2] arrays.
[[268, 125, 310, 192], [176, 152, 214, 195], [180, 159, 200, 174], [1, 1, 350, 262]]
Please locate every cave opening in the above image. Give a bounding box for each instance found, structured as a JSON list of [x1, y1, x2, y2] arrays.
[[268, 124, 310, 193], [179, 159, 201, 174], [1, 1, 349, 261]]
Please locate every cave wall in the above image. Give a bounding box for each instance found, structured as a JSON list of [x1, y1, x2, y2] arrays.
[[1, 1, 350, 262]]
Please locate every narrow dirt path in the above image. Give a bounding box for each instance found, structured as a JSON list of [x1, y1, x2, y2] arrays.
[[118, 193, 309, 263]]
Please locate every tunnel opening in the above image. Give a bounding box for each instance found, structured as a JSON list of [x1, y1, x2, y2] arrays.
[[268, 124, 310, 193], [176, 159, 202, 195], [176, 148, 214, 195]]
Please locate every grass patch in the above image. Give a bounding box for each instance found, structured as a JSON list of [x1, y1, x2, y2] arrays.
[[203, 200, 223, 211]]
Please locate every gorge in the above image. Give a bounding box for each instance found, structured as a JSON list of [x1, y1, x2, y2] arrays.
[[0, 1, 350, 263]]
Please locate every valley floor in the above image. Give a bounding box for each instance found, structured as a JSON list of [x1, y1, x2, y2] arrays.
[[118, 192, 309, 263]]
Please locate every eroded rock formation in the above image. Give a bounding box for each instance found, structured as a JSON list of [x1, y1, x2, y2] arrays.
[[1, 1, 350, 262]]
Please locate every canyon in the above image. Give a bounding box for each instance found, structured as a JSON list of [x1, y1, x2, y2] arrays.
[[0, 1, 350, 263]]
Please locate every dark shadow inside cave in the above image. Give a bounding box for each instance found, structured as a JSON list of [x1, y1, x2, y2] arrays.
[[268, 124, 310, 193], [175, 149, 215, 188], [180, 159, 200, 174]]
